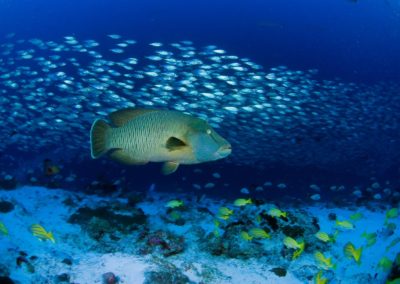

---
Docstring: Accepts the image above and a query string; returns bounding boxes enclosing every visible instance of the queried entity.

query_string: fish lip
[217,144,232,157]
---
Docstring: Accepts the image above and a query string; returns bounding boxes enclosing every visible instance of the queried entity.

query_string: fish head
[187,120,231,162]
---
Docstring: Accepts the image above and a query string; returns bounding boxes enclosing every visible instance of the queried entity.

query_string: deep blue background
[0,0,399,83]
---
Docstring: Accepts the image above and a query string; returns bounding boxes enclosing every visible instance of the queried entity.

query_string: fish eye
[206,129,212,135]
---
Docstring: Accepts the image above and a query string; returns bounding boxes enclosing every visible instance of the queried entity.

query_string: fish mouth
[217,144,232,158]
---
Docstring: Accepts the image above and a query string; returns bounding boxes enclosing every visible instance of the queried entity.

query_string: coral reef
[68,206,147,237]
[138,230,185,257]
[0,200,14,213]
[144,261,192,284]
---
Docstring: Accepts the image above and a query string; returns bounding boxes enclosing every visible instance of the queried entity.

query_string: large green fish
[90,108,231,174]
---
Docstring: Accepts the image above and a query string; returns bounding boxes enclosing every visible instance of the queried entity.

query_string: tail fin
[90,119,111,158]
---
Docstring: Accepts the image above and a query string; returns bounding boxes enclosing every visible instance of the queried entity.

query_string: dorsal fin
[108,108,158,127]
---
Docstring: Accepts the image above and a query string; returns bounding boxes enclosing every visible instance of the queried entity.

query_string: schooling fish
[314,270,328,284]
[248,228,270,239]
[268,208,287,218]
[335,219,354,230]
[0,222,8,235]
[314,251,336,270]
[343,242,362,264]
[233,198,252,207]
[90,108,231,175]
[165,199,184,208]
[30,224,55,243]
[315,231,333,243]
[283,236,305,259]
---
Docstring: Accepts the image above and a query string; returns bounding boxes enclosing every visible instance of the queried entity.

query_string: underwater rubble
[0,184,399,283]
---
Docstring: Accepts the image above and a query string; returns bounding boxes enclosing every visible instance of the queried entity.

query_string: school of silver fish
[0,33,399,175]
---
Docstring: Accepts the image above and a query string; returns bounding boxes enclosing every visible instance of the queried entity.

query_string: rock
[0,276,14,284]
[270,267,287,277]
[201,225,264,259]
[0,263,10,276]
[16,256,35,273]
[0,201,14,213]
[292,265,320,282]
[56,273,70,283]
[387,253,400,282]
[262,214,279,231]
[144,263,192,284]
[102,272,118,284]
[102,272,117,284]
[86,217,114,241]
[62,258,73,266]
[68,206,147,236]
[328,213,337,221]
[282,225,305,239]
[139,230,185,257]
[62,197,77,207]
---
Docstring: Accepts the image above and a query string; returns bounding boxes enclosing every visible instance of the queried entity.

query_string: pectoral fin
[166,137,187,151]
[162,161,180,175]
[109,149,148,165]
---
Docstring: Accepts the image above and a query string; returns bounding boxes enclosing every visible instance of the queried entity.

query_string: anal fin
[162,161,180,175]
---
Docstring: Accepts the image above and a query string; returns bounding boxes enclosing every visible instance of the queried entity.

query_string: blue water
[1,1,400,283]
[1,0,399,83]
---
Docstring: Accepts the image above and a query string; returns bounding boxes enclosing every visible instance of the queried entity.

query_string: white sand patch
[70,253,148,284]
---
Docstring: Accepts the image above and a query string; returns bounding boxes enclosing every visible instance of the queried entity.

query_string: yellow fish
[361,231,377,247]
[283,237,305,259]
[240,231,253,241]
[213,219,221,237]
[283,236,302,249]
[218,207,233,216]
[386,208,399,219]
[233,198,252,207]
[335,219,354,230]
[165,199,184,208]
[315,232,332,243]
[268,208,287,218]
[292,247,305,260]
[386,237,400,252]
[30,224,55,243]
[217,213,230,220]
[90,108,231,175]
[377,256,393,272]
[248,228,270,239]
[344,242,362,264]
[217,207,233,220]
[0,222,8,235]
[314,251,336,270]
[314,270,328,284]
[350,212,363,221]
